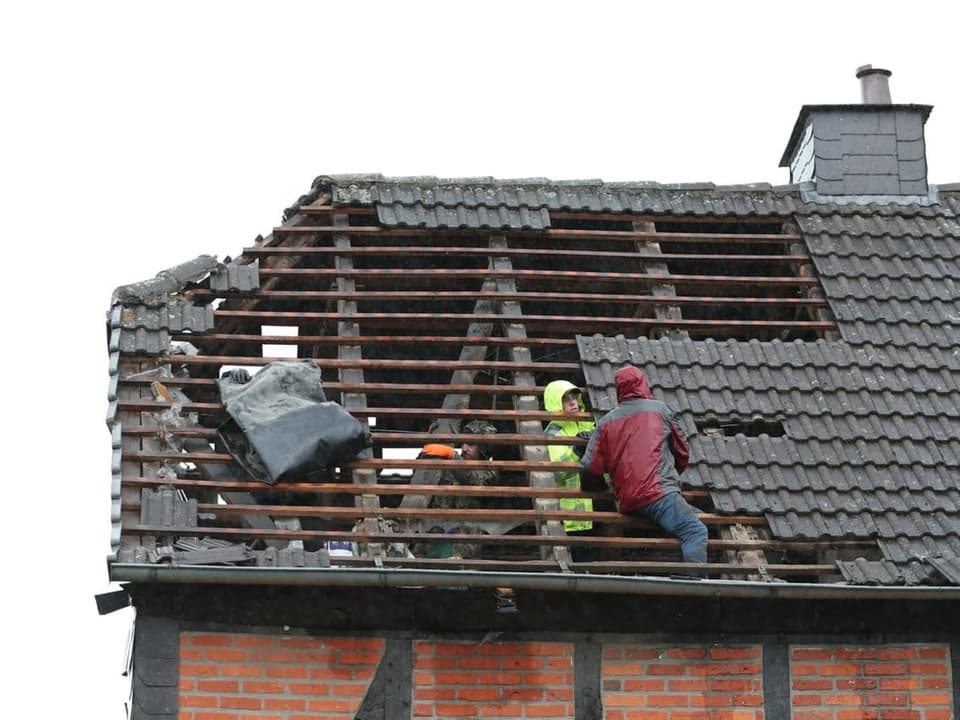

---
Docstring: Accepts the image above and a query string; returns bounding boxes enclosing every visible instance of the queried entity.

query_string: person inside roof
[578,365,708,568]
[412,419,499,559]
[543,379,599,562]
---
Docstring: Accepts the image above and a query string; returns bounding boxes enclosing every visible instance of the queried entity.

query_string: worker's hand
[572,429,593,458]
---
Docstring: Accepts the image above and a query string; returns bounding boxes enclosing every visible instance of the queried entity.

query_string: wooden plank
[122,357,581,373]
[185,292,829,309]
[333,218,384,565]
[492,235,573,570]
[634,219,686,339]
[254,268,822,286]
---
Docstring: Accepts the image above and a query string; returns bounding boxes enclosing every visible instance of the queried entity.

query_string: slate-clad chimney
[780,66,933,200]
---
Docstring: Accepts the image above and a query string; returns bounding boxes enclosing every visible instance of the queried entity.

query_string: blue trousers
[634,492,708,564]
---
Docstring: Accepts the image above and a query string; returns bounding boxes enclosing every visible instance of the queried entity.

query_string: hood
[543,379,584,413]
[615,366,653,402]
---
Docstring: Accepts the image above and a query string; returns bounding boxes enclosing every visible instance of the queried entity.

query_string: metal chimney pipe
[856,64,892,104]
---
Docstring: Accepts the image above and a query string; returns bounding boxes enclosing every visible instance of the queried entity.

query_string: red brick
[838,711,878,720]
[732,694,764,707]
[793,648,832,660]
[710,647,760,660]
[907,661,948,674]
[219,697,261,711]
[648,694,691,707]
[921,677,949,689]
[646,663,689,676]
[623,679,666,692]
[432,642,477,656]
[234,635,275,648]
[305,698,355,712]
[416,656,458,669]
[248,650,295,663]
[519,642,570,656]
[525,704,575,718]
[793,712,833,720]
[911,692,952,705]
[866,693,908,706]
[204,649,247,662]
[218,664,262,678]
[792,663,819,676]
[181,695,218,708]
[332,683,370,697]
[826,693,868,706]
[181,664,220,677]
[295,651,335,664]
[476,703,523,717]
[265,665,308,679]
[477,671,524,685]
[434,671,479,685]
[836,678,879,690]
[500,687,544,701]
[924,710,952,720]
[310,666,355,680]
[917,646,948,659]
[179,679,195,691]
[669,678,708,692]
[413,687,456,701]
[186,634,234,647]
[287,682,331,695]
[875,711,920,720]
[792,695,823,706]
[605,662,647,675]
[457,687,500,702]
[413,702,432,716]
[501,656,545,670]
[433,703,481,717]
[603,647,625,660]
[193,713,239,720]
[624,648,664,660]
[821,663,862,676]
[690,694,735,707]
[457,656,499,670]
[877,647,916,660]
[713,679,760,692]
[180,649,203,661]
[262,698,306,711]
[326,637,383,651]
[793,679,834,691]
[338,651,381,665]
[277,636,325,649]
[864,663,906,676]
[728,663,762,675]
[479,642,520,655]
[198,680,241,693]
[522,671,571,685]
[835,647,879,660]
[667,647,707,659]
[605,693,648,708]
[545,687,574,701]
[546,656,574,669]
[688,663,737,676]
[877,678,919,691]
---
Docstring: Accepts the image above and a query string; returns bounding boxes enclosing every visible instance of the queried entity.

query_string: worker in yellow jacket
[543,379,597,561]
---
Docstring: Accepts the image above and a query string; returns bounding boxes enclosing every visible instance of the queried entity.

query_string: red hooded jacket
[578,366,690,513]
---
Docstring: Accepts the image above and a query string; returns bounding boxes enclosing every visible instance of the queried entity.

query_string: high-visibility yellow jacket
[543,379,595,533]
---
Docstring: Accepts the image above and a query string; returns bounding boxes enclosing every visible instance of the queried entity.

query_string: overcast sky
[3,1,958,715]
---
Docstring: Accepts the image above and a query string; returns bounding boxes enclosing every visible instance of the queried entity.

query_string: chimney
[856,64,892,104]
[779,66,933,200]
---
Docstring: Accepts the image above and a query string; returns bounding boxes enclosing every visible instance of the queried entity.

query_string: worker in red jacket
[578,365,708,565]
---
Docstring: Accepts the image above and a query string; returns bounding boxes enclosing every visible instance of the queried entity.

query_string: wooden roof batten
[111,199,857,583]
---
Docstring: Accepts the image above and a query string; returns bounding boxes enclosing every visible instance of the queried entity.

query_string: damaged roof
[106,172,960,590]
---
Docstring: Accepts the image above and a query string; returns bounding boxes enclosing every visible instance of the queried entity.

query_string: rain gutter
[110,565,960,601]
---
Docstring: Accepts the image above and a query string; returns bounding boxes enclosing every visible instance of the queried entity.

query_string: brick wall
[602,643,765,720]
[412,640,575,718]
[791,644,953,720]
[168,632,956,719]
[178,632,385,720]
